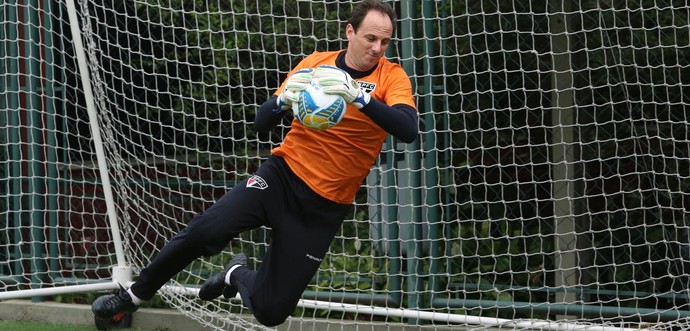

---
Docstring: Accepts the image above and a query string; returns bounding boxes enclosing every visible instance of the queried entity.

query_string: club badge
[246,175,268,190]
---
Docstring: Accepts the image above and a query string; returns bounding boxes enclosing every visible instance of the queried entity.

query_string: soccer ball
[294,81,347,130]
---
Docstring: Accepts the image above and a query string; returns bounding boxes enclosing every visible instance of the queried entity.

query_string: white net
[1,0,689,330]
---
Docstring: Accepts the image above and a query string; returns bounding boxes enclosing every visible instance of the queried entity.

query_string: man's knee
[252,298,295,327]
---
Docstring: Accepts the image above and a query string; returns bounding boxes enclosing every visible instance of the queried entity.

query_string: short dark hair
[348,0,397,36]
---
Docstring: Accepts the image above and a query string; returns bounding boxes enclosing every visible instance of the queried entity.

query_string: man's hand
[276,68,314,111]
[313,65,371,109]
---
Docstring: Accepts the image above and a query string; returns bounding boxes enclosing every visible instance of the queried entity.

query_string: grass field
[0,320,147,331]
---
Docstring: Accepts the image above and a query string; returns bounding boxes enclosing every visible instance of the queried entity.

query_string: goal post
[0,0,130,300]
[1,0,689,330]
[64,0,131,285]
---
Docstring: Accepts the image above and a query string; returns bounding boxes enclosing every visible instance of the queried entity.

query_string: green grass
[0,320,146,331]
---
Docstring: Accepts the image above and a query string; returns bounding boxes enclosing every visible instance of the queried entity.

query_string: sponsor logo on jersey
[359,81,376,94]
[246,175,268,190]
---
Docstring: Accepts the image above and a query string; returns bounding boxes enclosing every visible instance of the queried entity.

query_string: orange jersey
[271,51,416,204]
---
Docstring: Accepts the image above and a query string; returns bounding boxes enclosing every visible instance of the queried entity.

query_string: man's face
[345,11,393,71]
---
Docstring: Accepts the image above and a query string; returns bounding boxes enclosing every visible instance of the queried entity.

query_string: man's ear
[345,23,355,41]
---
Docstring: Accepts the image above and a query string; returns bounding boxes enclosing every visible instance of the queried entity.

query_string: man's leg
[131,184,267,300]
[93,169,272,318]
[230,175,352,327]
[230,215,344,327]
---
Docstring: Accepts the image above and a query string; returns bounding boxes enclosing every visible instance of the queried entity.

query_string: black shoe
[199,253,247,301]
[92,286,139,319]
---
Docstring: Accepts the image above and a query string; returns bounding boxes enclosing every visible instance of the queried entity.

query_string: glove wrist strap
[353,91,371,109]
[275,96,290,112]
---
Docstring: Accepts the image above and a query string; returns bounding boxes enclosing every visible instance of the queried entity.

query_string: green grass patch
[0,320,147,331]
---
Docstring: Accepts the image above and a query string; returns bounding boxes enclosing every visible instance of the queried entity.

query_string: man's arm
[313,65,418,143]
[254,96,287,134]
[359,100,418,143]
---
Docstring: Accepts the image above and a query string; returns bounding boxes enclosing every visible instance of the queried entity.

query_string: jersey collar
[336,50,378,79]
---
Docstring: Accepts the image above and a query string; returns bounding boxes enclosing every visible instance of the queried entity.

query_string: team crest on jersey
[246,175,268,190]
[358,82,376,94]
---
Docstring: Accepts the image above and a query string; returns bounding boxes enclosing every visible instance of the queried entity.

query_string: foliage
[114,0,689,317]
[4,0,687,323]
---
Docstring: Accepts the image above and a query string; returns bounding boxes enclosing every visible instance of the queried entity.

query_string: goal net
[1,0,689,330]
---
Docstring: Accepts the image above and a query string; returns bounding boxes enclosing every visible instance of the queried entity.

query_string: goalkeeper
[91,0,418,327]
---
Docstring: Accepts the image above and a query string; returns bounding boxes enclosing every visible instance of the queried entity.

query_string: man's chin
[365,55,380,65]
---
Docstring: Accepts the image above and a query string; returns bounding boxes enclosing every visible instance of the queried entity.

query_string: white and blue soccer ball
[295,81,347,130]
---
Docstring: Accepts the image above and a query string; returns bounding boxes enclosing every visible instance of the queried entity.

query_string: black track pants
[130,156,351,326]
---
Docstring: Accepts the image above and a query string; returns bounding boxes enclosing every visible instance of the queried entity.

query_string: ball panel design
[295,82,347,130]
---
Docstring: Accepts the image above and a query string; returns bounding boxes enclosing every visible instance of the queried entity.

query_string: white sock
[224,264,243,286]
[127,288,142,305]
